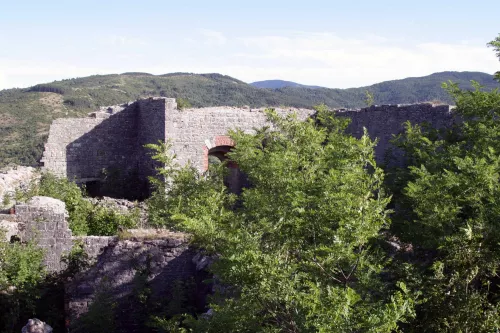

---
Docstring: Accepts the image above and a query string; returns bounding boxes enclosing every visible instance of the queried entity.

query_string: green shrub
[32,173,91,235]
[61,240,90,277]
[2,194,11,207]
[87,206,139,236]
[176,97,192,110]
[22,173,138,236]
[0,233,46,333]
[146,107,415,331]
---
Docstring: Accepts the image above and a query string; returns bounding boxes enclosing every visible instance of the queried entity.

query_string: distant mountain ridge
[250,80,323,89]
[0,70,498,167]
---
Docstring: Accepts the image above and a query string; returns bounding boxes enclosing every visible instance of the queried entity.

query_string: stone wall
[66,233,202,332]
[3,196,203,331]
[72,235,116,261]
[166,106,314,171]
[136,98,172,196]
[338,103,454,165]
[15,196,73,272]
[41,98,457,198]
[41,99,180,199]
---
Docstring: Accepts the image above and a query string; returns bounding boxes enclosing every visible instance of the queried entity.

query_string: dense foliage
[17,173,139,236]
[0,234,94,332]
[147,106,414,332]
[0,70,498,168]
[0,234,45,332]
[142,35,500,332]
[386,34,500,332]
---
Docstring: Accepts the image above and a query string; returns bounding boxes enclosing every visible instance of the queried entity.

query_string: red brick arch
[203,135,235,171]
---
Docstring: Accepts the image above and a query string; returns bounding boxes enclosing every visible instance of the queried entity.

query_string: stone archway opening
[207,145,245,194]
[77,179,103,198]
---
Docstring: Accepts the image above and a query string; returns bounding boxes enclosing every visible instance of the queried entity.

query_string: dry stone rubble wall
[14,196,73,272]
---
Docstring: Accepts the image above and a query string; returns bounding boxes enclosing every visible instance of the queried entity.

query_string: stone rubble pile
[0,166,40,210]
[86,196,149,227]
[21,318,53,333]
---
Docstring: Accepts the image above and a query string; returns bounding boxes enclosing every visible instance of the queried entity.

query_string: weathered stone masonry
[65,234,202,332]
[41,98,176,199]
[3,197,204,330]
[41,98,454,198]
[339,103,454,165]
[15,196,73,272]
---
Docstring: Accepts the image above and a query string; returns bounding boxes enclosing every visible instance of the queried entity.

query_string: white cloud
[0,59,112,89]
[0,32,497,90]
[200,29,227,46]
[99,35,148,47]
[227,33,498,87]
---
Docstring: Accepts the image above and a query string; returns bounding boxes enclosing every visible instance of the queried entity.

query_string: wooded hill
[0,71,498,167]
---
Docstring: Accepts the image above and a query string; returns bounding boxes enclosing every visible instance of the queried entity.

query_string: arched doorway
[207,145,245,194]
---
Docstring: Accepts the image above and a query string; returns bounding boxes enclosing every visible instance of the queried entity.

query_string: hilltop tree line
[1,63,499,169]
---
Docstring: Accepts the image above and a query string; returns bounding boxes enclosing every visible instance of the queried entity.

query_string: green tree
[0,233,46,332]
[488,33,500,80]
[148,105,414,332]
[388,35,500,332]
[365,90,375,106]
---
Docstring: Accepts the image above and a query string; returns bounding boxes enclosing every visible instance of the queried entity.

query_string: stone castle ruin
[40,97,454,199]
[1,98,457,330]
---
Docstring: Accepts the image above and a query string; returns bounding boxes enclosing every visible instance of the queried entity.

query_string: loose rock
[21,318,53,333]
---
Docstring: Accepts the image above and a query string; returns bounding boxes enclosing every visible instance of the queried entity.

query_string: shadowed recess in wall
[42,98,173,200]
[66,104,141,199]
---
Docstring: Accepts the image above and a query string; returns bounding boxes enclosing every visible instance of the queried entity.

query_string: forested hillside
[0,71,498,167]
[250,79,322,89]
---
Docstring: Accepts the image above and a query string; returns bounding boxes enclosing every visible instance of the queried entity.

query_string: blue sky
[0,0,499,89]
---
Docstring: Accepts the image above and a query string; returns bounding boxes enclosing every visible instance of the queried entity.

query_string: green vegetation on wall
[17,173,139,236]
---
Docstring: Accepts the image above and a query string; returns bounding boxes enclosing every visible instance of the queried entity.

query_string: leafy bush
[145,140,178,228]
[176,97,192,110]
[26,173,92,235]
[386,35,500,332]
[61,240,90,278]
[21,173,139,236]
[147,106,415,332]
[87,206,139,236]
[0,233,46,333]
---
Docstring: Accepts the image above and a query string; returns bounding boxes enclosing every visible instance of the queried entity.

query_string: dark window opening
[208,146,247,195]
[83,180,102,198]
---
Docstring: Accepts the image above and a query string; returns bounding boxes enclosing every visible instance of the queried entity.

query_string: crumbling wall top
[27,196,67,215]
